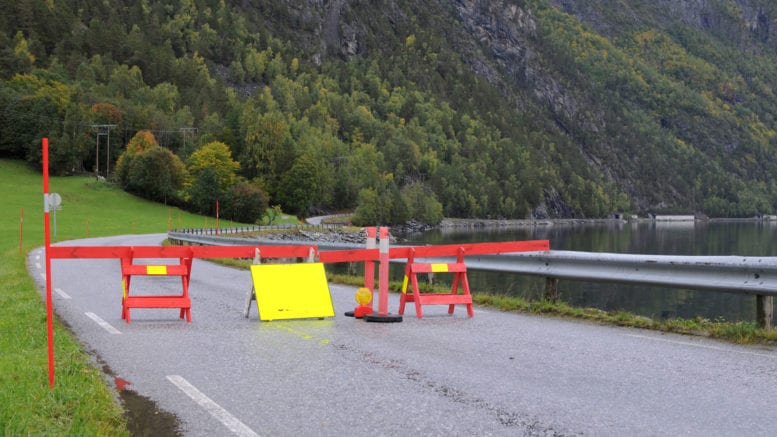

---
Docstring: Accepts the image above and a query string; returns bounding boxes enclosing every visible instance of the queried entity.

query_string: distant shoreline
[319,215,776,236]
[438,218,623,228]
[438,216,777,228]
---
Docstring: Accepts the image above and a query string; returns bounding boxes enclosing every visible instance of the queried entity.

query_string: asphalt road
[29,234,777,436]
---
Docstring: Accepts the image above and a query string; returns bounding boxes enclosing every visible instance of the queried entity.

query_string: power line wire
[0,101,200,138]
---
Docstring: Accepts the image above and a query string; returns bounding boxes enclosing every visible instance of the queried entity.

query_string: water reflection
[401,221,777,323]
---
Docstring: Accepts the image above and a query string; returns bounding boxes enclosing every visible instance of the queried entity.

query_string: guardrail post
[756,295,773,330]
[544,277,559,303]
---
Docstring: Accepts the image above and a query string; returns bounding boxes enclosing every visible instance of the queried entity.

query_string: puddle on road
[119,387,182,436]
[102,365,182,436]
[57,314,183,435]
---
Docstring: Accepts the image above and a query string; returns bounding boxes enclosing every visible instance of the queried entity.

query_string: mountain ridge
[2,0,777,219]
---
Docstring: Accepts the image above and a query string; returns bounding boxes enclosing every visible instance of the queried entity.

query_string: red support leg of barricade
[398,249,415,317]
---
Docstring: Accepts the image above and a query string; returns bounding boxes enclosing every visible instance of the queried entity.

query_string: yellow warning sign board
[249,263,334,321]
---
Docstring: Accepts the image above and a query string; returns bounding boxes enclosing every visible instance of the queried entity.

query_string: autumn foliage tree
[114,131,187,204]
[185,140,269,222]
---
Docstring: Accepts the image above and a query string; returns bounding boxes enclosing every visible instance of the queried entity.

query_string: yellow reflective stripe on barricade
[430,263,449,273]
[146,265,168,275]
[401,275,409,293]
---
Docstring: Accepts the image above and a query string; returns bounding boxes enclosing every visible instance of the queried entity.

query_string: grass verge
[0,159,270,435]
[470,294,777,344]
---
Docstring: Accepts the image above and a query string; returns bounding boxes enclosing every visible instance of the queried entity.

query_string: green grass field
[0,158,278,435]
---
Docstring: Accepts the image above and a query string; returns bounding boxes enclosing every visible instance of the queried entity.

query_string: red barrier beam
[49,246,132,259]
[388,240,549,259]
[318,248,379,264]
[49,241,548,262]
[49,245,318,260]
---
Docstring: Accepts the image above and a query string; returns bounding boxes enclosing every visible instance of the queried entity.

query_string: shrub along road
[30,234,777,436]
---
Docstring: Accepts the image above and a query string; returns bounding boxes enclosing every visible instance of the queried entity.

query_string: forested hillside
[2,0,777,221]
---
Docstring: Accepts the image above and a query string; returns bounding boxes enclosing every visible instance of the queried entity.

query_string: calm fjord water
[403,220,777,323]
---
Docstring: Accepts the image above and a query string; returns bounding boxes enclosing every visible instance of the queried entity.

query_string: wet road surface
[29,234,777,436]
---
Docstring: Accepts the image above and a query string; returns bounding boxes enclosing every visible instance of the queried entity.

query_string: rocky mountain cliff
[258,0,777,216]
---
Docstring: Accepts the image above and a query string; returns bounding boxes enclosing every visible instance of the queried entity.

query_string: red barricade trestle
[399,247,473,318]
[120,248,194,323]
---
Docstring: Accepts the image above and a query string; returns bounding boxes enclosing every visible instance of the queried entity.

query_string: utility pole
[90,124,117,178]
[179,127,198,157]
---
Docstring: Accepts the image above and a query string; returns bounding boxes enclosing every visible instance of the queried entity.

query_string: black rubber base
[364,313,403,323]
[344,311,355,317]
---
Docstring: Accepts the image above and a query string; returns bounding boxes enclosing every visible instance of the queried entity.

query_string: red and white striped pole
[364,227,376,293]
[377,226,389,314]
[43,138,56,387]
[364,226,402,322]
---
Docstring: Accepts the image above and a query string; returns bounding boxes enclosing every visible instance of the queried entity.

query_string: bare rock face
[240,0,777,218]
[549,0,775,47]
[535,188,576,219]
[272,0,410,60]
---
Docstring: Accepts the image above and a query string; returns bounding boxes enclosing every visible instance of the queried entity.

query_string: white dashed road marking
[54,288,71,299]
[85,312,121,334]
[167,375,259,437]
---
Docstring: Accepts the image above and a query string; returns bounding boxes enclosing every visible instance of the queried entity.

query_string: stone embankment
[257,229,369,244]
[252,218,626,245]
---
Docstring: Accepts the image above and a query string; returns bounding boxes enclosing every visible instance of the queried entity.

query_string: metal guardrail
[168,231,777,295]
[465,251,777,296]
[170,223,346,236]
[167,231,777,326]
[167,232,365,250]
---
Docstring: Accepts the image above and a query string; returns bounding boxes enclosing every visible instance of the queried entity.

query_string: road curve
[29,234,777,436]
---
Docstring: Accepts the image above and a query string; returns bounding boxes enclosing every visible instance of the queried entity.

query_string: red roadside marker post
[43,137,56,387]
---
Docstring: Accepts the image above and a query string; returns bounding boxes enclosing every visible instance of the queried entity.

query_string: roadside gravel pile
[254,220,436,244]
